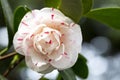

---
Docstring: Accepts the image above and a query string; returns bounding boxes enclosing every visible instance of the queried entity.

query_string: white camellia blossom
[13,8,82,73]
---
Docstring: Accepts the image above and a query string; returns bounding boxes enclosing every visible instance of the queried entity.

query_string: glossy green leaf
[72,54,88,79]
[13,6,30,33]
[85,8,120,29]
[59,68,76,80]
[59,0,83,23]
[0,0,14,48]
[82,0,93,14]
[44,0,61,8]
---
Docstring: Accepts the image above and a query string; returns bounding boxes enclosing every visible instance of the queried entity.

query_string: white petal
[22,35,48,66]
[51,24,82,69]
[51,53,78,70]
[38,8,73,27]
[13,32,26,55]
[18,10,42,33]
[25,56,54,74]
[60,23,82,53]
[47,44,64,60]
[23,36,54,73]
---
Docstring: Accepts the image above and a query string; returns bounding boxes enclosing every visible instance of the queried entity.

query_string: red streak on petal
[61,42,63,44]
[46,53,48,55]
[51,14,54,20]
[62,34,64,36]
[49,59,52,62]
[22,33,28,35]
[62,52,69,59]
[51,31,53,33]
[16,46,21,50]
[44,31,49,34]
[45,41,48,44]
[30,34,34,38]
[29,44,33,48]
[61,22,65,25]
[17,38,23,41]
[64,52,68,55]
[49,40,52,44]
[71,23,76,27]
[22,21,28,26]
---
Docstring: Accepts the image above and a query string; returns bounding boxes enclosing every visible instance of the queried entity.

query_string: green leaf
[59,68,76,80]
[59,0,83,23]
[82,0,93,14]
[56,74,63,80]
[44,0,61,8]
[85,8,120,29]
[0,0,14,48]
[13,6,30,33]
[39,77,49,80]
[0,48,8,55]
[72,54,88,79]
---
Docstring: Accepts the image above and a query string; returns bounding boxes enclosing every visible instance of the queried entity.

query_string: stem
[0,48,8,55]
[3,56,24,77]
[0,52,17,60]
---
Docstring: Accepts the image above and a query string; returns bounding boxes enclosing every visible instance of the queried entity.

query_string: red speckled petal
[25,56,54,73]
[50,24,82,69]
[13,32,26,55]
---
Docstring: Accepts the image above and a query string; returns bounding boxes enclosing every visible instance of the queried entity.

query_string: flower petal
[60,23,82,53]
[38,8,73,28]
[18,10,42,33]
[51,54,78,70]
[47,44,64,60]
[50,24,82,69]
[13,32,26,55]
[23,35,54,73]
[25,56,54,73]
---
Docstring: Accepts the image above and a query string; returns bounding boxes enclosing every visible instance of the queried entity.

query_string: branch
[3,56,24,77]
[0,52,17,60]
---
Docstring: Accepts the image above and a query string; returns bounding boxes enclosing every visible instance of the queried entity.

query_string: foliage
[0,0,13,48]
[72,54,88,79]
[85,8,120,29]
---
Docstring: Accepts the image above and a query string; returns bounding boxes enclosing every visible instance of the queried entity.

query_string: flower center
[34,27,61,55]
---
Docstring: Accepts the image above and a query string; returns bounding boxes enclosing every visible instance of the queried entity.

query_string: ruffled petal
[25,56,54,73]
[23,35,55,73]
[18,10,42,33]
[51,53,78,70]
[47,44,64,60]
[38,8,73,28]
[33,27,61,55]
[60,23,82,53]
[50,24,82,69]
[13,32,26,55]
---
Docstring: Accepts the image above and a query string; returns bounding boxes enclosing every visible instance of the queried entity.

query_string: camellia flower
[13,8,82,73]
